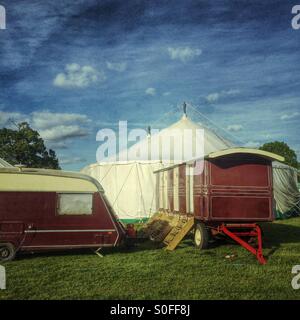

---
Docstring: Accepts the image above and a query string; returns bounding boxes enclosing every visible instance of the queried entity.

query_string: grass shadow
[260,219,300,257]
[261,220,300,245]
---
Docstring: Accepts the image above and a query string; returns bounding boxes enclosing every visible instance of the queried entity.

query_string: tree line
[0,122,60,169]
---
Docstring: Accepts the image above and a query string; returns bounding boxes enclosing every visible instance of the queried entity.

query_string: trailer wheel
[0,243,16,262]
[194,223,209,250]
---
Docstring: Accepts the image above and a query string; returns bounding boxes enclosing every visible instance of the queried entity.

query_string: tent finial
[183,102,187,118]
[147,125,151,137]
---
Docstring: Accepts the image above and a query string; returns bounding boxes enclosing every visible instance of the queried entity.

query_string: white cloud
[31,111,91,142]
[163,91,171,96]
[53,63,106,88]
[106,61,127,72]
[206,93,220,103]
[39,125,88,142]
[227,124,243,132]
[145,87,156,96]
[167,46,202,62]
[280,112,299,120]
[0,111,29,127]
[0,110,91,143]
[206,89,240,103]
[31,111,90,129]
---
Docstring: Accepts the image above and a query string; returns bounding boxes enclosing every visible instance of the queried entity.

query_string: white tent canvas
[272,161,300,218]
[82,161,164,221]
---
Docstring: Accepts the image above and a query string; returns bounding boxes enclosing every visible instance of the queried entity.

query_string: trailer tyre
[0,243,16,262]
[194,223,209,250]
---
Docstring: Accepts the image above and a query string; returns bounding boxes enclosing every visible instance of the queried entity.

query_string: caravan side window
[57,193,93,215]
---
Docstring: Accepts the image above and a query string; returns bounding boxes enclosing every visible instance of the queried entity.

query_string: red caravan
[155,148,285,264]
[0,167,126,261]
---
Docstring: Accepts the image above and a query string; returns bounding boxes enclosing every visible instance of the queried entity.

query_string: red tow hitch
[218,224,266,265]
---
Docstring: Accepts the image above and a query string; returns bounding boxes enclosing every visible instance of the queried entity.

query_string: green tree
[0,122,60,169]
[259,141,298,168]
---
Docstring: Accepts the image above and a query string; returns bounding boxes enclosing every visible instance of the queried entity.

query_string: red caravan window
[57,193,93,215]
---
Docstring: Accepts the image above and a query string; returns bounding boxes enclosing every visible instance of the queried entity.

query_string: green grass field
[1,217,300,300]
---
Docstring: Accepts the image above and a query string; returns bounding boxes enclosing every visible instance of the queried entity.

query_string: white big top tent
[81,109,299,221]
[82,112,233,222]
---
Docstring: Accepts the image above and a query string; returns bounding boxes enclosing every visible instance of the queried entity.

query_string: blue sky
[0,0,299,170]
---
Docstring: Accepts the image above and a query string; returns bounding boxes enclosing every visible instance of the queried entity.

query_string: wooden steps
[163,217,194,251]
[138,212,180,242]
[139,212,194,250]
